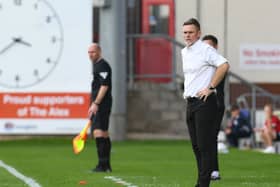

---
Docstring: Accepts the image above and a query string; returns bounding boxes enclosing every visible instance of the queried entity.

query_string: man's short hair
[230,104,240,112]
[202,35,218,46]
[183,18,200,31]
[93,43,101,52]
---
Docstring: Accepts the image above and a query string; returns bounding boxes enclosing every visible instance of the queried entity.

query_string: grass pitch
[0,138,280,187]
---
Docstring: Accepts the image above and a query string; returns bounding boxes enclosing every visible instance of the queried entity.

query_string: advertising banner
[0,0,92,134]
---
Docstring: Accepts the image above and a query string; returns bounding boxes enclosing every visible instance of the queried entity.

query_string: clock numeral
[15,75,20,82]
[51,36,57,43]
[0,4,2,10]
[0,70,2,76]
[46,58,52,63]
[34,69,39,77]
[34,3,38,10]
[46,16,52,23]
[14,0,22,6]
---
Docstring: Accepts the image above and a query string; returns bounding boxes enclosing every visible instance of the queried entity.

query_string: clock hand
[13,37,22,43]
[0,37,32,55]
[19,40,32,47]
[13,37,32,47]
[0,41,17,55]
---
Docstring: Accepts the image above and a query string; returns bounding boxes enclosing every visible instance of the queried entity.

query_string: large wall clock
[0,0,63,88]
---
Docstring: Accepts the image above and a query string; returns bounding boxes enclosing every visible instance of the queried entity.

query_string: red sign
[0,93,90,119]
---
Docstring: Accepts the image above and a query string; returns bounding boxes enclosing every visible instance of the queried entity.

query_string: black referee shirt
[91,58,112,110]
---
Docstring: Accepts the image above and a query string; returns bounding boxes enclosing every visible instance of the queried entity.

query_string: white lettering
[48,107,69,117]
[17,107,29,117]
[29,107,47,117]
[33,96,84,106]
[3,94,32,104]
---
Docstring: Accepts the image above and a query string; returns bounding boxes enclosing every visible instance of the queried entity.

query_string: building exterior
[91,0,280,139]
[175,0,280,86]
[95,0,280,89]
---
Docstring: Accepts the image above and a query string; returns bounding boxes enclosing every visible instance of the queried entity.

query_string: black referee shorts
[91,110,111,131]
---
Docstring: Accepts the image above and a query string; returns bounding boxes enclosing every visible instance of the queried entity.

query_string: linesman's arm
[94,85,109,105]
[88,85,109,117]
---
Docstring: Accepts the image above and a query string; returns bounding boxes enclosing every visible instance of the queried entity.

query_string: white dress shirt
[181,39,228,98]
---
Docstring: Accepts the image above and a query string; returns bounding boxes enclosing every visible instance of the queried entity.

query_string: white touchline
[104,176,138,187]
[0,160,42,187]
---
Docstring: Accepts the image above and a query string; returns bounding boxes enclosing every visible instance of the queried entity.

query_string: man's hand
[197,87,215,102]
[88,102,99,118]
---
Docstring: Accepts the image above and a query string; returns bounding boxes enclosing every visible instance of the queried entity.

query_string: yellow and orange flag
[72,120,91,154]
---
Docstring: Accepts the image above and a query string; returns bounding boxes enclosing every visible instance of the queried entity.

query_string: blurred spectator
[225,104,252,147]
[254,103,280,153]
[239,108,250,124]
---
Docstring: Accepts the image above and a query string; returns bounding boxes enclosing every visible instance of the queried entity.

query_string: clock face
[0,0,63,88]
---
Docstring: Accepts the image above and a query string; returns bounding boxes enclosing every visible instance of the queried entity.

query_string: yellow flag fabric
[72,120,91,154]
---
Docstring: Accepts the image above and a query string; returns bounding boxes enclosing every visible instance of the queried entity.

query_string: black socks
[95,137,111,169]
[95,137,105,166]
[104,137,111,167]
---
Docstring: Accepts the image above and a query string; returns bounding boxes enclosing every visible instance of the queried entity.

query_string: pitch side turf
[0,138,280,187]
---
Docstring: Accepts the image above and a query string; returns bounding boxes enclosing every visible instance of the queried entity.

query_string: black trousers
[186,94,218,187]
[211,99,225,172]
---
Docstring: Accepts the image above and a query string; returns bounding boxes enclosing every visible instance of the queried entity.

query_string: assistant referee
[181,18,229,187]
[88,43,112,172]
